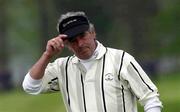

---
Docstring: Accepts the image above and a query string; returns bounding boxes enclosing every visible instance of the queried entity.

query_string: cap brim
[63,25,89,39]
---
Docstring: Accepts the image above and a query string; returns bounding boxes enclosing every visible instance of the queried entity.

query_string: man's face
[65,31,97,60]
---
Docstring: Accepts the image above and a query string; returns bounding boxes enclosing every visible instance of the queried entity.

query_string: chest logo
[105,73,114,81]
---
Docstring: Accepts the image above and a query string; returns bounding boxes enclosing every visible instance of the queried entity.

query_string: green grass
[0,73,180,112]
[156,73,180,112]
[138,72,180,112]
[0,89,65,112]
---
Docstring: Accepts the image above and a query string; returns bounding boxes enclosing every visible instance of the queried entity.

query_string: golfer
[23,11,163,112]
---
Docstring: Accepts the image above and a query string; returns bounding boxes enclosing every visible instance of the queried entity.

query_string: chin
[79,54,91,60]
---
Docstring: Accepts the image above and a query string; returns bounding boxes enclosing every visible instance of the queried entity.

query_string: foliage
[6,0,40,57]
[0,0,179,89]
[2,0,180,59]
[149,0,180,56]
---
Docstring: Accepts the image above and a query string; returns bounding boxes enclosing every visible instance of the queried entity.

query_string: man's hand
[45,34,67,58]
[28,34,68,80]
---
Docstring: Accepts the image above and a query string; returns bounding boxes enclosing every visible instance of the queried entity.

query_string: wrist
[43,51,53,60]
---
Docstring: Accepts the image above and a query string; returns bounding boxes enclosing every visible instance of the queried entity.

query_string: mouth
[77,47,91,56]
[78,47,88,53]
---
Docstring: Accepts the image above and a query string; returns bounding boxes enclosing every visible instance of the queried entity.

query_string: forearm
[29,35,66,79]
[29,52,52,79]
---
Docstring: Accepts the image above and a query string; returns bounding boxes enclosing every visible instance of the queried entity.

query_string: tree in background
[0,0,178,86]
[0,1,13,91]
[35,0,165,77]
[37,0,58,52]
[99,0,159,77]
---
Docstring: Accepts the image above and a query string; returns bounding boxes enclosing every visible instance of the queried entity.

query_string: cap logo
[63,19,77,27]
[58,15,89,38]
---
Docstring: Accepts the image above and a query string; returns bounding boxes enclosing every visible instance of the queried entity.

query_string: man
[22,11,163,112]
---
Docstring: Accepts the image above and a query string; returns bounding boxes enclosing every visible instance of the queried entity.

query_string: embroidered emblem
[105,73,114,81]
[63,19,77,27]
[48,77,59,91]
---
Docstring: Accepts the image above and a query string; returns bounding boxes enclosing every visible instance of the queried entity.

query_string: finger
[46,42,54,53]
[52,40,64,52]
[53,37,66,51]
[58,34,67,38]
[61,37,68,41]
[53,38,64,48]
[51,38,60,48]
[48,40,57,51]
[58,34,68,41]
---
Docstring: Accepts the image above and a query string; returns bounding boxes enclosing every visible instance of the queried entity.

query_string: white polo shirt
[23,41,162,112]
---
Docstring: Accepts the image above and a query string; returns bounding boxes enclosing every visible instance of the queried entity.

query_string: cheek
[67,45,73,52]
[67,45,77,53]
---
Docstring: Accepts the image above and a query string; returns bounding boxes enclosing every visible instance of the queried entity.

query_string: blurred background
[0,0,179,112]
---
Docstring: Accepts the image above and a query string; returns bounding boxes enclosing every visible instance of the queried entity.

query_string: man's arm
[22,35,67,94]
[146,107,161,112]
[121,52,163,111]
[29,34,67,80]
[144,97,162,112]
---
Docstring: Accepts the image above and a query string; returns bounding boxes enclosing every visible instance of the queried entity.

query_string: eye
[68,32,86,42]
[68,38,75,42]
[78,32,86,38]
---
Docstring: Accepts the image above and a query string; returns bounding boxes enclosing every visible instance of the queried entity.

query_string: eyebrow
[68,32,87,42]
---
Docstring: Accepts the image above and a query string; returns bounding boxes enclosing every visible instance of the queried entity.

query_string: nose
[76,37,84,47]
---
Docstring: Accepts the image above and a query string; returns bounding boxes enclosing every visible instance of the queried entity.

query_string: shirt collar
[72,41,106,64]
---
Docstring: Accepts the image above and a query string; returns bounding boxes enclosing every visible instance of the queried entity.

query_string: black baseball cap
[58,15,90,39]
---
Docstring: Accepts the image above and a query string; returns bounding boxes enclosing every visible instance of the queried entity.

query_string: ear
[90,31,96,39]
